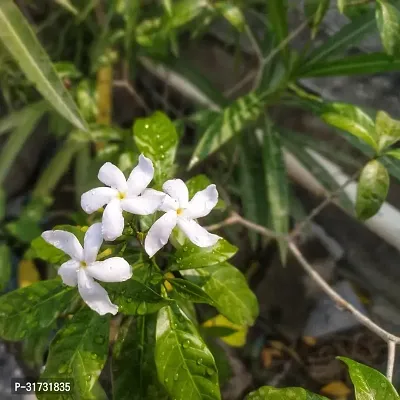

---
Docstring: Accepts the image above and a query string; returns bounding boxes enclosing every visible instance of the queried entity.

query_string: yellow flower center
[177,208,184,215]
[118,192,126,200]
[80,261,87,268]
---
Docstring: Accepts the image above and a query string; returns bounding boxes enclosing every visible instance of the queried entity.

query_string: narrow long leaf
[263,122,289,263]
[0,101,47,185]
[301,10,375,68]
[299,53,400,77]
[0,1,86,130]
[267,0,289,63]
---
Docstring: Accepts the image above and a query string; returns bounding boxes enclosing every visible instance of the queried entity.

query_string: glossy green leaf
[304,0,330,38]
[376,110,400,152]
[0,279,75,340]
[39,307,109,399]
[339,357,400,400]
[0,101,47,185]
[321,103,378,151]
[302,11,375,67]
[299,52,400,77]
[185,174,226,210]
[376,0,400,56]
[189,93,263,168]
[263,123,289,263]
[239,132,268,248]
[356,160,389,220]
[267,0,289,62]
[107,277,171,315]
[0,1,86,130]
[155,303,220,400]
[112,315,168,400]
[0,244,11,291]
[28,237,66,264]
[133,111,178,185]
[181,262,258,326]
[171,239,238,270]
[167,278,214,304]
[246,386,328,399]
[206,340,232,385]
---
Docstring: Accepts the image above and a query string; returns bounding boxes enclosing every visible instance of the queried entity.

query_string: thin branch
[208,210,400,382]
[289,169,360,240]
[387,340,396,382]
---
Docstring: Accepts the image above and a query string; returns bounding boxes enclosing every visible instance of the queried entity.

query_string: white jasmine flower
[42,223,132,316]
[81,154,165,241]
[145,179,220,257]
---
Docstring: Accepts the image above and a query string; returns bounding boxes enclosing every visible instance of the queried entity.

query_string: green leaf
[0,279,75,341]
[181,262,258,326]
[245,386,328,399]
[171,239,238,270]
[189,92,263,168]
[376,110,400,152]
[33,136,84,197]
[386,148,400,160]
[239,132,268,248]
[185,174,226,210]
[299,53,400,77]
[107,277,171,315]
[338,0,350,14]
[112,315,168,400]
[167,278,214,304]
[0,245,11,291]
[267,0,289,63]
[356,160,389,220]
[155,303,221,400]
[0,1,86,130]
[339,357,400,400]
[321,103,378,151]
[139,56,226,110]
[133,111,178,185]
[376,0,400,56]
[302,11,375,68]
[0,101,47,185]
[215,2,245,32]
[304,0,330,38]
[22,327,53,370]
[39,307,109,399]
[54,0,78,15]
[263,123,289,263]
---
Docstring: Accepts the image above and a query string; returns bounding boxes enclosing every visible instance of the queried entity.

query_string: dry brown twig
[207,207,400,381]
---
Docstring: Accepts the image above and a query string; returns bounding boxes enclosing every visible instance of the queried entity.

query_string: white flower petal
[127,154,154,196]
[159,193,179,212]
[98,162,127,192]
[144,211,177,257]
[84,223,103,264]
[86,257,132,282]
[177,218,220,247]
[77,269,118,315]
[162,179,189,208]
[102,199,124,241]
[121,189,165,215]
[81,187,117,214]
[41,230,83,261]
[58,260,79,286]
[184,184,218,219]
